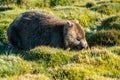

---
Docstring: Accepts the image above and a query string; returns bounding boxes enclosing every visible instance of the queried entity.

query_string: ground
[0,0,120,80]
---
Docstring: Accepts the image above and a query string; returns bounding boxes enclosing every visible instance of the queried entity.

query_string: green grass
[87,30,120,47]
[100,15,120,30]
[91,3,120,15]
[0,74,50,80]
[0,55,32,77]
[52,6,103,28]
[0,46,120,79]
[0,1,120,79]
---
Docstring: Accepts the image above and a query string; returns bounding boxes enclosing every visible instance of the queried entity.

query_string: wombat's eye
[76,37,81,41]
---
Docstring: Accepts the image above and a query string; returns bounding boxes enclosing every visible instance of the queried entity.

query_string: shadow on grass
[0,7,13,12]
[0,44,29,58]
[0,44,72,68]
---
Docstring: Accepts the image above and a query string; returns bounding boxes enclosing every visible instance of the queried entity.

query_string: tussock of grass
[0,55,32,77]
[87,30,120,46]
[87,15,120,47]
[25,46,72,67]
[100,15,120,30]
[48,47,120,79]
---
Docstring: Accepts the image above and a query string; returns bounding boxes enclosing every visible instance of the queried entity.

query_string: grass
[0,1,120,80]
[0,74,50,80]
[0,55,32,77]
[87,30,120,47]
[91,2,120,15]
[0,46,120,79]
[100,15,120,30]
[52,6,103,28]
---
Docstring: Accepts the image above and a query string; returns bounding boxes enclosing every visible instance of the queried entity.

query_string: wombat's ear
[66,21,72,27]
[64,21,72,32]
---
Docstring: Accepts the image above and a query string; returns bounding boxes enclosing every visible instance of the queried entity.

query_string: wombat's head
[63,20,88,50]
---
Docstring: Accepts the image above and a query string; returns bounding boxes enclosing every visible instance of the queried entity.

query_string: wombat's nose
[84,43,88,48]
[77,40,88,50]
[77,44,87,50]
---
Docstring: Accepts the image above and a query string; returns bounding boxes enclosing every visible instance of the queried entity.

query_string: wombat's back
[7,11,67,50]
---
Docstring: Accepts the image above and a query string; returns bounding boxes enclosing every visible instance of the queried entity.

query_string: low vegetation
[0,0,120,80]
[91,3,120,15]
[0,46,120,80]
[100,15,120,30]
[87,30,120,47]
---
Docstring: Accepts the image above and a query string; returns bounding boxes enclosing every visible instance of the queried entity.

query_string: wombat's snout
[81,42,88,49]
[77,40,88,50]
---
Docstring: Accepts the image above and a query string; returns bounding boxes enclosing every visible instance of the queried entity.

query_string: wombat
[7,11,88,50]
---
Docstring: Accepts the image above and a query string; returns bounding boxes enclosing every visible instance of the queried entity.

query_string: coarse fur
[7,10,88,50]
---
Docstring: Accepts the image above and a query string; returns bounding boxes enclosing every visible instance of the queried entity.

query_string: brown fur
[7,11,88,50]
